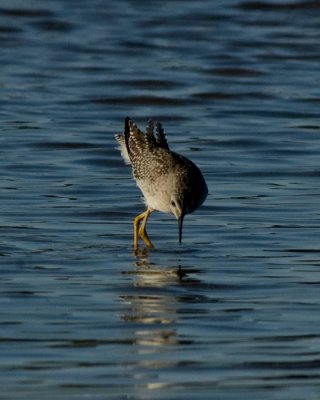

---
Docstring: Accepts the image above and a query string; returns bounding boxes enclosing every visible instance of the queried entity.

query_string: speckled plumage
[115,117,208,249]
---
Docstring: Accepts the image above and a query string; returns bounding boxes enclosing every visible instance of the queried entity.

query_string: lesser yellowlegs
[115,117,208,249]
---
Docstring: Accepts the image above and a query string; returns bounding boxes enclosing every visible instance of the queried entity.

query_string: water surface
[1,0,320,399]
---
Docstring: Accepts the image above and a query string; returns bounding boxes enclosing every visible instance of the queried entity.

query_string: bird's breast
[136,174,176,213]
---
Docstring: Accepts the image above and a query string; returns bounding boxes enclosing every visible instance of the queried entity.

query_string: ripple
[33,141,98,150]
[117,79,184,90]
[90,95,195,106]
[193,91,274,100]
[205,67,264,77]
[238,1,320,11]
[31,19,74,32]
[0,7,54,18]
[0,25,22,33]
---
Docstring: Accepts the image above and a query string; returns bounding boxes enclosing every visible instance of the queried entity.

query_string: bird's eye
[171,201,176,207]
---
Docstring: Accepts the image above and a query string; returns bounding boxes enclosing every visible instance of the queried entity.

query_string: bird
[115,117,208,249]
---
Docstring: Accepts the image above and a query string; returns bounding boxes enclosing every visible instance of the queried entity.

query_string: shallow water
[1,0,320,399]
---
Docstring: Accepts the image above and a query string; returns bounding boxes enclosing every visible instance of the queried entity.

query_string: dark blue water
[1,0,320,399]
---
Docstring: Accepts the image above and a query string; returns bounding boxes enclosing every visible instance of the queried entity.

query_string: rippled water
[1,0,320,399]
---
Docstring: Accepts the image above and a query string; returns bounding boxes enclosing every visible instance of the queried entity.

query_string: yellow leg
[138,208,154,248]
[133,208,154,249]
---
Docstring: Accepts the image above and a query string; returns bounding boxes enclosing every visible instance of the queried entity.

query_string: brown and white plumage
[115,117,208,249]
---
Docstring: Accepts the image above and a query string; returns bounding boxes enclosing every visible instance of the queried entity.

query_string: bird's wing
[124,117,150,160]
[123,118,170,161]
[145,119,169,150]
[155,121,169,150]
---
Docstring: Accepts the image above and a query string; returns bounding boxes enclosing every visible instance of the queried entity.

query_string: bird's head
[170,191,189,245]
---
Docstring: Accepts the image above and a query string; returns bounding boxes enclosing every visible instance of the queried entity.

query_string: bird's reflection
[130,248,187,287]
[121,248,201,346]
[127,246,199,287]
[119,249,203,393]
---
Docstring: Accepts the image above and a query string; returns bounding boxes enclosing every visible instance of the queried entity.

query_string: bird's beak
[178,213,184,244]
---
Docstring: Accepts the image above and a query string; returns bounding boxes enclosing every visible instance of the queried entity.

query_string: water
[1,0,320,398]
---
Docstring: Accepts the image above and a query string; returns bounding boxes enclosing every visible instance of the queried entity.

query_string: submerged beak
[178,213,184,244]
